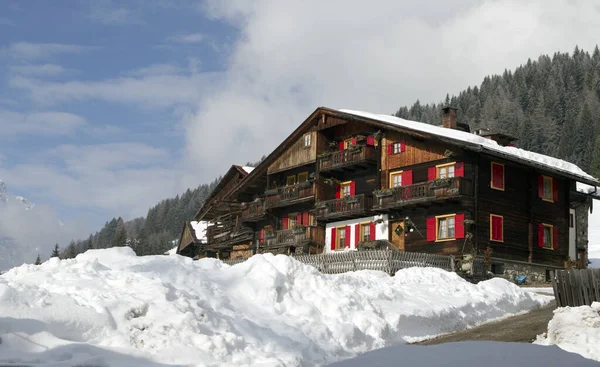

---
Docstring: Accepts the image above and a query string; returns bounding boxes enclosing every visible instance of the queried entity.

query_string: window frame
[542,223,554,250]
[392,142,402,154]
[360,222,371,242]
[298,172,309,183]
[336,226,346,250]
[389,171,403,188]
[436,162,456,179]
[344,139,353,149]
[303,134,311,147]
[286,175,296,186]
[435,214,456,242]
[288,215,297,229]
[541,176,554,202]
[490,162,505,191]
[569,213,574,228]
[340,180,352,198]
[489,214,504,242]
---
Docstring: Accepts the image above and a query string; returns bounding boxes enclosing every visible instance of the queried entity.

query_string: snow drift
[535,302,600,362]
[0,247,551,366]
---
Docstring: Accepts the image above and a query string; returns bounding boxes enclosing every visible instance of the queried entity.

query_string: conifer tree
[51,244,60,258]
[35,254,41,265]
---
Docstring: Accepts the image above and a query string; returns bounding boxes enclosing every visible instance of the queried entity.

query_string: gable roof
[338,109,599,186]
[194,165,252,220]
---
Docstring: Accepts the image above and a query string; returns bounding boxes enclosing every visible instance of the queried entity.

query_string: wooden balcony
[372,177,470,210]
[240,200,266,222]
[260,226,322,250]
[318,146,377,172]
[264,181,315,209]
[314,194,373,221]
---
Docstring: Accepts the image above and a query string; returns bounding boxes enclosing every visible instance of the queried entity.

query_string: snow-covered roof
[241,166,255,174]
[190,221,208,242]
[340,109,599,185]
[576,183,600,198]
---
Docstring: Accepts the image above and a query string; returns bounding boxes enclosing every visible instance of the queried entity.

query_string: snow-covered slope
[0,247,551,367]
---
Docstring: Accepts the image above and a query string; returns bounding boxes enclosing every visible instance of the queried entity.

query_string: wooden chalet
[177,106,600,279]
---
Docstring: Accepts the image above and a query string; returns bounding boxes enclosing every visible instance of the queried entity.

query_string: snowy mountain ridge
[0,179,35,210]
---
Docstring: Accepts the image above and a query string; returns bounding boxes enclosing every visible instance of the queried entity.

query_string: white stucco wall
[324,214,389,252]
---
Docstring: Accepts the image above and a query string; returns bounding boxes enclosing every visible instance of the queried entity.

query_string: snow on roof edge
[190,221,208,242]
[340,109,598,184]
[241,166,255,174]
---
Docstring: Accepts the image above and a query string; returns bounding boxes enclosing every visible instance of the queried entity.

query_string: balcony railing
[259,226,320,249]
[318,145,377,171]
[240,200,266,222]
[264,181,315,208]
[314,194,373,221]
[373,177,469,210]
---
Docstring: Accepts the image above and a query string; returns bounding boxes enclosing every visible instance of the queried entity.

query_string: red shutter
[303,212,309,226]
[455,214,465,239]
[538,176,544,198]
[428,167,436,181]
[387,143,393,155]
[369,222,376,240]
[339,141,345,151]
[330,227,336,251]
[351,137,357,145]
[426,217,436,241]
[355,224,360,246]
[296,213,302,226]
[282,217,288,230]
[335,184,341,199]
[400,141,406,152]
[260,229,265,244]
[401,170,413,186]
[345,226,351,247]
[366,136,374,146]
[455,162,464,177]
[537,224,544,247]
[492,163,503,189]
[553,226,559,250]
[491,215,503,241]
[553,178,558,202]
[350,181,356,196]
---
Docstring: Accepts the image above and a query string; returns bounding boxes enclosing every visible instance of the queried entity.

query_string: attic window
[304,134,311,147]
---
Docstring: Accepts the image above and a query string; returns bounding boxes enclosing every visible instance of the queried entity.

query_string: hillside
[58,47,600,260]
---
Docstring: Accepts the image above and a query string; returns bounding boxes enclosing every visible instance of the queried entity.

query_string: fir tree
[112,217,127,247]
[34,254,41,265]
[65,241,77,259]
[51,243,60,258]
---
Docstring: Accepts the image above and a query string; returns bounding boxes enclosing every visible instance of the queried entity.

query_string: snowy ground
[535,302,600,362]
[0,248,551,367]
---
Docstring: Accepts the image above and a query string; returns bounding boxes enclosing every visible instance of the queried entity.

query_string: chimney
[442,106,458,129]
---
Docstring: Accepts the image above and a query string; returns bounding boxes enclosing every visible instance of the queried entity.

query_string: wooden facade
[178,106,598,272]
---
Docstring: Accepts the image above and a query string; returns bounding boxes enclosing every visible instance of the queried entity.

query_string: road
[416,301,557,345]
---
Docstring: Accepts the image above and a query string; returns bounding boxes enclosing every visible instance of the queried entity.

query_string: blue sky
[1,0,599,251]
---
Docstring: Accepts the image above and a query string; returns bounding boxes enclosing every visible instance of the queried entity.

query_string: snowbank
[535,302,600,362]
[0,248,551,367]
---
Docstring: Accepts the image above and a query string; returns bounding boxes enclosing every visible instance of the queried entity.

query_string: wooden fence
[550,268,600,307]
[222,250,455,275]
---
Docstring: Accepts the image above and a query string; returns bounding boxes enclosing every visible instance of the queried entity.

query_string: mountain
[0,179,35,210]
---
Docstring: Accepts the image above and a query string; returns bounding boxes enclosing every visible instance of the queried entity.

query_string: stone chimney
[442,106,458,129]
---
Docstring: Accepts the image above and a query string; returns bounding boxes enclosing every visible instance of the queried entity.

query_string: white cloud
[126,63,185,77]
[1,42,89,60]
[166,33,206,44]
[9,64,69,77]
[89,2,144,25]
[180,0,600,184]
[0,109,87,136]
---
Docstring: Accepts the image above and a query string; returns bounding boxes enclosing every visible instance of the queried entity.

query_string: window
[360,223,371,242]
[303,134,311,147]
[490,214,504,242]
[491,162,505,191]
[436,214,455,240]
[542,224,553,249]
[344,139,353,149]
[389,171,402,188]
[437,162,455,179]
[298,172,309,183]
[387,141,405,154]
[340,181,352,198]
[542,176,553,201]
[392,142,402,154]
[286,175,296,186]
[288,215,297,229]
[337,227,346,249]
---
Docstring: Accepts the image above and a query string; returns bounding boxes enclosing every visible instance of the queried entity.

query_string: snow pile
[0,248,551,367]
[190,220,208,242]
[535,302,600,362]
[340,109,597,182]
[165,246,178,255]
